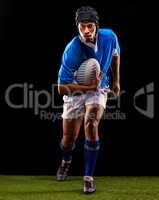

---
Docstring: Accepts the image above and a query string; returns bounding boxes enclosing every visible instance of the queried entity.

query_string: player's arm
[58,79,100,95]
[58,39,102,95]
[58,68,103,95]
[111,55,120,96]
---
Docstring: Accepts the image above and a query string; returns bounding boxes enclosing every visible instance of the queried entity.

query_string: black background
[0,1,158,175]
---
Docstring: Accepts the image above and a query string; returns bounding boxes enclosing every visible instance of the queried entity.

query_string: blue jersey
[58,28,120,88]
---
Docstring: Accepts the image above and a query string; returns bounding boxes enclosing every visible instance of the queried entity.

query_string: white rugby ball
[74,58,100,85]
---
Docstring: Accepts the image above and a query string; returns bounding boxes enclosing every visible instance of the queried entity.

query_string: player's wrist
[88,84,98,91]
[113,80,120,87]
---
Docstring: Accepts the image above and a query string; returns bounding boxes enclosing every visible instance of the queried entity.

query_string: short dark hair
[75,6,99,26]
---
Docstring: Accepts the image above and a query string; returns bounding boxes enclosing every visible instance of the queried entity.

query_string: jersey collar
[79,33,98,53]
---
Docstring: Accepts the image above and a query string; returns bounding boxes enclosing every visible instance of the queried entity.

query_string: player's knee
[85,119,99,141]
[85,118,98,130]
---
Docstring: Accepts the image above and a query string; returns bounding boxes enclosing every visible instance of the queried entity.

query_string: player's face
[78,22,96,43]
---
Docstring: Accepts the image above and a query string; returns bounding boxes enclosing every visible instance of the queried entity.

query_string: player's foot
[83,176,96,194]
[56,160,71,181]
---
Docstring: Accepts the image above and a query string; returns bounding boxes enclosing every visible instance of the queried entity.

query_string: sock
[84,140,100,177]
[60,143,75,161]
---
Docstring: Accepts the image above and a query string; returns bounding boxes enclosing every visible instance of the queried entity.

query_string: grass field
[0,176,159,200]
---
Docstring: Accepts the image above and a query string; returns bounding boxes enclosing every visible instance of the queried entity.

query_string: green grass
[0,176,159,200]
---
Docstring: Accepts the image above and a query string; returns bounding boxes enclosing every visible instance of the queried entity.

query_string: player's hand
[98,71,104,81]
[112,81,120,96]
[90,71,103,89]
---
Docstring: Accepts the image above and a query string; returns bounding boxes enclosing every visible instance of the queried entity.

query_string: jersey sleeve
[58,39,81,84]
[112,33,120,56]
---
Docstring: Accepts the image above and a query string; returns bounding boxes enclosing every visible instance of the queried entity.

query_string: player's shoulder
[98,28,117,39]
[64,36,80,52]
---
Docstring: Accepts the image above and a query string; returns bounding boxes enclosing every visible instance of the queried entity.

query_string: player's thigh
[62,117,83,143]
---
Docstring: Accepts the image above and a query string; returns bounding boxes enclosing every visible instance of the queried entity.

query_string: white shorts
[62,89,108,119]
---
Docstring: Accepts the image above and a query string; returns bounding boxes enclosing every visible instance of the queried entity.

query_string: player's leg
[56,117,83,181]
[56,94,85,181]
[83,91,107,193]
[61,117,83,161]
[83,104,104,193]
[84,104,104,141]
